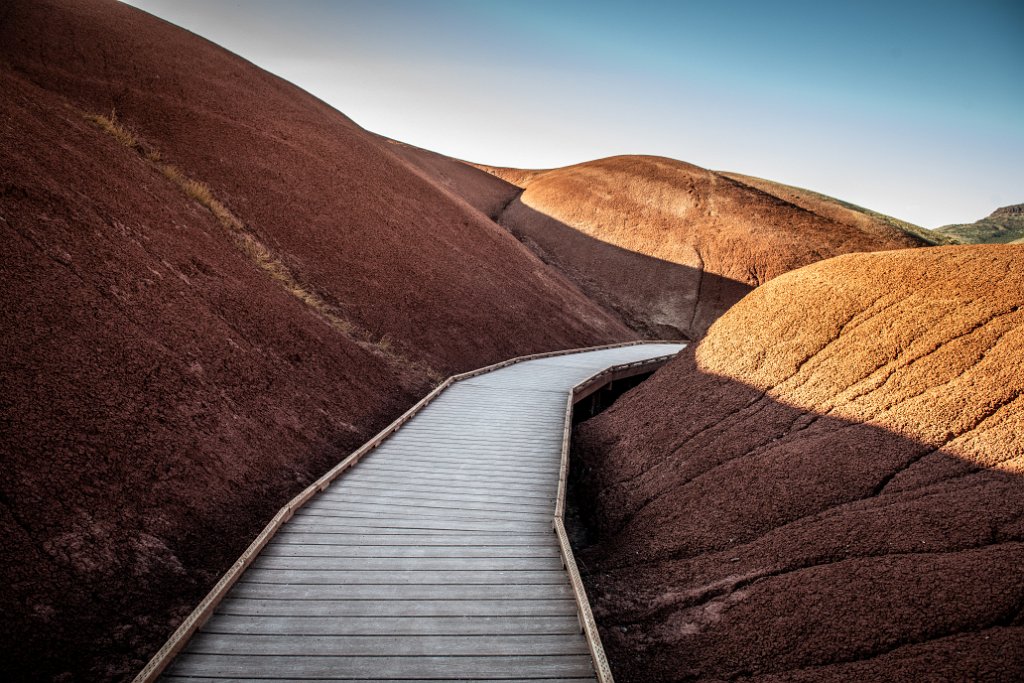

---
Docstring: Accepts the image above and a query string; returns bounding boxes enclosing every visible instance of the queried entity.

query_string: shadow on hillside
[495,198,751,340]
[568,347,1024,682]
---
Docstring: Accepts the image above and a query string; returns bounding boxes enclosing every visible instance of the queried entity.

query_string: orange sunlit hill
[573,246,1024,681]
[2,0,1022,682]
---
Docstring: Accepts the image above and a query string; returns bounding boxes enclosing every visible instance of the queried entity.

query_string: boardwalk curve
[142,342,684,682]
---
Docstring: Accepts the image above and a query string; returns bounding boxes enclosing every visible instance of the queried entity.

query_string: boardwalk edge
[556,353,680,683]
[133,339,680,683]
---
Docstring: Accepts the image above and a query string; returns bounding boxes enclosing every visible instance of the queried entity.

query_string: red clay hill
[477,157,946,338]
[0,0,633,679]
[572,245,1024,681]
[0,0,965,681]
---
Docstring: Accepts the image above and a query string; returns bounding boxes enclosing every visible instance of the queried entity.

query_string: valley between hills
[1,1,1021,681]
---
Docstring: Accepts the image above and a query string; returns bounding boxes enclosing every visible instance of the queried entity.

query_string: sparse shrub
[84,110,138,149]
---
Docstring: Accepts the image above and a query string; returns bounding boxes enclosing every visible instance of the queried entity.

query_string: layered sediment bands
[479,156,936,339]
[572,245,1024,681]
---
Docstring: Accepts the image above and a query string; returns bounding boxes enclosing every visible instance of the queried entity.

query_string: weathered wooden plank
[367,443,559,457]
[358,458,558,475]
[279,526,547,540]
[291,507,546,525]
[338,472,554,496]
[327,466,559,488]
[309,488,555,507]
[397,396,547,406]
[163,678,597,683]
[387,419,563,430]
[462,377,572,387]
[455,375,576,385]
[382,433,561,444]
[167,653,596,679]
[270,532,550,546]
[306,495,553,514]
[379,437,561,449]
[377,441,557,451]
[315,487,554,510]
[360,458,554,472]
[215,597,579,618]
[301,500,551,522]
[371,438,557,448]
[341,461,555,477]
[406,414,561,423]
[370,450,553,462]
[329,477,555,501]
[261,543,560,559]
[350,463,555,485]
[410,408,562,418]
[228,582,574,601]
[402,415,563,425]
[370,442,557,455]
[459,384,575,395]
[201,614,582,636]
[187,632,589,657]
[251,555,563,572]
[418,389,561,398]
[363,449,559,465]
[239,568,570,586]
[284,514,551,534]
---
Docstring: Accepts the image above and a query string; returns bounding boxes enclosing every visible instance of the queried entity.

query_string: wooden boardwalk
[156,342,683,682]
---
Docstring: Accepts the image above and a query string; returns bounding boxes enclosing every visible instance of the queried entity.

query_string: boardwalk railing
[134,340,680,683]
[554,356,678,682]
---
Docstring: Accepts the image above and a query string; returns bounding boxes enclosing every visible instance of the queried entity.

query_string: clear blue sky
[123,0,1023,228]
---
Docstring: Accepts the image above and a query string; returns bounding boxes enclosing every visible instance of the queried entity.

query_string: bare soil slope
[720,171,956,247]
[377,137,521,221]
[0,1,631,680]
[480,157,938,339]
[573,245,1024,681]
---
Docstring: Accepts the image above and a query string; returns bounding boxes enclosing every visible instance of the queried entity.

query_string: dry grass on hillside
[84,110,138,148]
[83,111,445,376]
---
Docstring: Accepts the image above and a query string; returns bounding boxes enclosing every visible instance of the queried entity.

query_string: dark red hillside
[0,1,630,680]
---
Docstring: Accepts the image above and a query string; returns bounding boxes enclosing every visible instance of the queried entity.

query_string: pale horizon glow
[122,0,1023,229]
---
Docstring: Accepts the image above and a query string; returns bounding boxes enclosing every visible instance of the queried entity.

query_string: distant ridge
[937,203,1024,244]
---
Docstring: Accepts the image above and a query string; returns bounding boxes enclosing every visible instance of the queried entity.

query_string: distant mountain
[937,204,1024,244]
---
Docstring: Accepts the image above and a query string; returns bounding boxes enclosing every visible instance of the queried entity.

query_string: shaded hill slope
[477,156,938,339]
[572,245,1024,682]
[377,137,521,221]
[719,171,955,247]
[0,1,632,680]
[937,204,1024,244]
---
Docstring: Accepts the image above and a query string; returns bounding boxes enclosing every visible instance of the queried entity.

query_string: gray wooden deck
[161,343,683,682]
